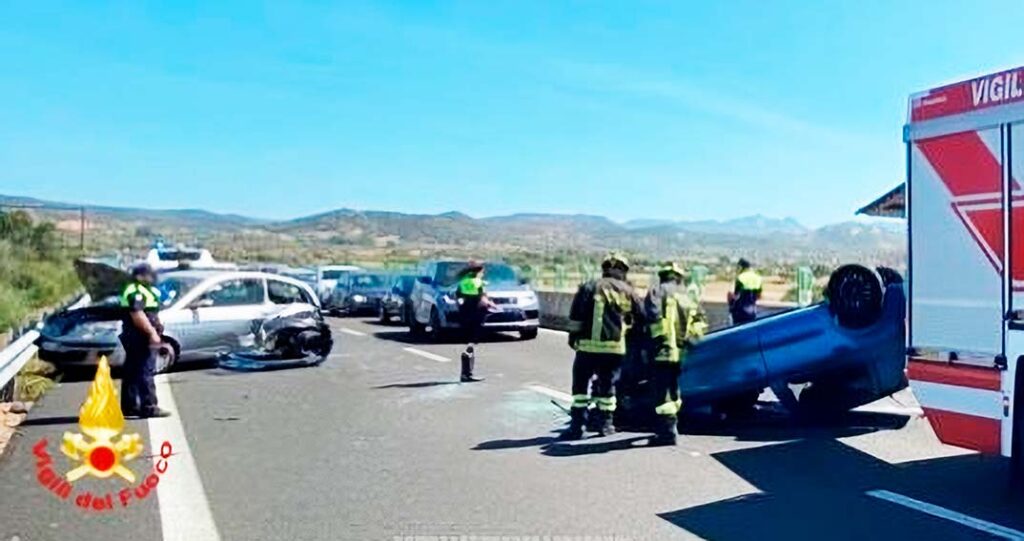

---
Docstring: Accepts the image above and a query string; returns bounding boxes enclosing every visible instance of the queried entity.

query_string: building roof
[857,183,905,218]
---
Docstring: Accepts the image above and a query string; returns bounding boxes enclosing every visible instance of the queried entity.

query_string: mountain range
[0,194,905,265]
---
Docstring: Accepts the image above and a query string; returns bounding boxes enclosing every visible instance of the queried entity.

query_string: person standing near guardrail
[560,253,644,440]
[119,263,171,418]
[727,258,763,325]
[644,262,707,446]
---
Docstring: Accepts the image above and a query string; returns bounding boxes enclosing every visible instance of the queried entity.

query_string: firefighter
[645,262,707,446]
[727,258,763,325]
[119,263,171,418]
[561,253,644,440]
[456,261,492,382]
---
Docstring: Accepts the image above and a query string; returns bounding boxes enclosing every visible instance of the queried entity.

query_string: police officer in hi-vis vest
[456,261,493,382]
[119,263,171,418]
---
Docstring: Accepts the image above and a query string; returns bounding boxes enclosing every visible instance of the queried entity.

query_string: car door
[186,277,270,354]
[414,263,437,323]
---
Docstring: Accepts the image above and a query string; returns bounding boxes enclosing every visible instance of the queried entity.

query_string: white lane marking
[402,347,452,363]
[150,375,221,541]
[539,327,568,336]
[867,490,1024,540]
[526,383,572,403]
[339,327,367,337]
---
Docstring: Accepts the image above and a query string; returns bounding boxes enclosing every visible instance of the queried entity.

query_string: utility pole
[79,206,85,252]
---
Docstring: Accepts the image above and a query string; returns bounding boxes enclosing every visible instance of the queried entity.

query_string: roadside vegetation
[0,211,80,332]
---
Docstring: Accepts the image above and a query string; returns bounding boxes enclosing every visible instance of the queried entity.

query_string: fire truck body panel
[906,67,1024,459]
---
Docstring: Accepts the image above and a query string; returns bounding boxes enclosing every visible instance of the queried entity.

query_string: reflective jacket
[457,275,484,298]
[567,276,643,355]
[731,270,763,318]
[645,281,707,362]
[119,281,163,341]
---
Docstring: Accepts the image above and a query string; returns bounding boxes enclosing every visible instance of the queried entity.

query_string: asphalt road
[2,316,1023,541]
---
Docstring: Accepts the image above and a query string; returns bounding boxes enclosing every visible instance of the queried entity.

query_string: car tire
[409,313,427,337]
[429,308,445,342]
[1012,358,1024,492]
[712,391,760,419]
[378,305,390,324]
[519,328,539,340]
[155,339,178,375]
[827,264,885,329]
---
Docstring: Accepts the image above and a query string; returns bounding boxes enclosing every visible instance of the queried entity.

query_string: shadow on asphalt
[542,435,653,457]
[657,438,1024,541]
[369,328,521,346]
[472,435,560,451]
[681,407,913,442]
[18,415,80,427]
[374,381,461,389]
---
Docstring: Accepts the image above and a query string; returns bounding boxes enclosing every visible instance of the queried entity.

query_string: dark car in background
[378,274,417,324]
[329,271,392,316]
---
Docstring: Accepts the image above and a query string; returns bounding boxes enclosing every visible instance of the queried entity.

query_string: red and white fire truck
[903,66,1024,477]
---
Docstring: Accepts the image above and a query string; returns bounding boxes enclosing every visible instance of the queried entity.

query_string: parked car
[37,270,322,374]
[378,274,417,324]
[328,271,392,316]
[316,265,362,307]
[408,260,539,340]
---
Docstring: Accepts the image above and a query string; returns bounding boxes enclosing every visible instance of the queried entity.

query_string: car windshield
[397,275,416,293]
[157,250,202,262]
[156,276,203,307]
[435,262,518,287]
[351,274,388,289]
[321,270,349,280]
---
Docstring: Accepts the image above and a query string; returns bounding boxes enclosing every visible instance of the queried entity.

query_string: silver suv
[409,260,539,340]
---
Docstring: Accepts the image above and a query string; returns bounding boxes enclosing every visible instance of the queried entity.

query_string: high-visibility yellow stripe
[571,394,591,409]
[590,295,605,343]
[737,271,763,290]
[595,396,617,412]
[576,340,626,355]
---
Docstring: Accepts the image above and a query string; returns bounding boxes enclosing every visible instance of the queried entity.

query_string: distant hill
[0,193,905,265]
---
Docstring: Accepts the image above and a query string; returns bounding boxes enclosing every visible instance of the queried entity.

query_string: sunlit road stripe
[339,327,367,337]
[526,383,571,403]
[867,490,1024,540]
[150,375,221,541]
[402,347,452,363]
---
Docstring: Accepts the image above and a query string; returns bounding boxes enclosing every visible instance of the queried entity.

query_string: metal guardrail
[0,294,90,400]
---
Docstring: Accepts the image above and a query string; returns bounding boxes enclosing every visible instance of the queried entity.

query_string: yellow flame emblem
[61,356,143,483]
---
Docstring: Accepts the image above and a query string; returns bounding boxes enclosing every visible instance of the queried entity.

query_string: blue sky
[1,1,1023,226]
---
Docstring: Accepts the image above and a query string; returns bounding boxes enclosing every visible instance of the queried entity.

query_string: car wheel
[827,264,885,329]
[519,328,539,340]
[409,312,427,337]
[378,304,390,324]
[1012,358,1024,491]
[429,308,445,342]
[155,339,178,375]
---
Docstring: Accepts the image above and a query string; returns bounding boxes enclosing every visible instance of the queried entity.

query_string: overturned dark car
[218,305,333,371]
[616,264,908,428]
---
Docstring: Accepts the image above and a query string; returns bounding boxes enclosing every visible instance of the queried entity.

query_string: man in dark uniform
[728,258,763,325]
[119,263,171,418]
[645,262,707,446]
[456,261,492,383]
[561,253,644,440]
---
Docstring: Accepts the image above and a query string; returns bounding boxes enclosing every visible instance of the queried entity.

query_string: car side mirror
[519,277,531,285]
[418,276,432,285]
[191,298,214,310]
[392,285,402,294]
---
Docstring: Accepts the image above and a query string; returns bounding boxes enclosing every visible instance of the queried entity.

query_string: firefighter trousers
[570,352,622,414]
[652,360,682,420]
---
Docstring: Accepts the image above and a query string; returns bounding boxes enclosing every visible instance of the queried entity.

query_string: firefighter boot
[649,416,678,447]
[460,348,483,382]
[594,409,616,437]
[559,408,586,441]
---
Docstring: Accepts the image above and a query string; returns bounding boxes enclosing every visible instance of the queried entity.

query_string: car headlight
[352,294,366,303]
[520,293,538,305]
